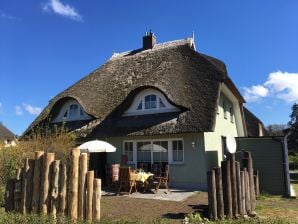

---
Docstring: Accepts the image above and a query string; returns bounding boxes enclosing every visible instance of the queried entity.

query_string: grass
[0,184,297,223]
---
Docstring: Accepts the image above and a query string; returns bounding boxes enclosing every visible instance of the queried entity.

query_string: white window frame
[122,138,184,167]
[123,89,180,116]
[52,99,92,123]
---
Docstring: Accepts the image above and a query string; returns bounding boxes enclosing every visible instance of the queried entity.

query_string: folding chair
[152,164,170,193]
[117,167,137,195]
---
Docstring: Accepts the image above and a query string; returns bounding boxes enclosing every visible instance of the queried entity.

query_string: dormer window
[69,104,79,118]
[52,99,92,123]
[124,88,179,116]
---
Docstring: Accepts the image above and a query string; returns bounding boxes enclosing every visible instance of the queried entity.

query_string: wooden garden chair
[117,167,137,195]
[152,164,170,193]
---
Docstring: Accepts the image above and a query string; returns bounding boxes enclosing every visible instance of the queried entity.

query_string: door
[89,152,107,184]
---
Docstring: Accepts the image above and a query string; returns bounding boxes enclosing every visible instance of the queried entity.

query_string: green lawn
[0,184,297,223]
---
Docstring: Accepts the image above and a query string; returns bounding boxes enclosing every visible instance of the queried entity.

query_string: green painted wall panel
[236,137,286,195]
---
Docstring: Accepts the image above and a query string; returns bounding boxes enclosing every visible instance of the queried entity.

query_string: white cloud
[264,71,298,103]
[15,103,42,116]
[15,106,23,116]
[0,10,16,20]
[0,102,3,114]
[243,85,269,102]
[243,71,298,103]
[42,0,82,21]
[22,103,42,115]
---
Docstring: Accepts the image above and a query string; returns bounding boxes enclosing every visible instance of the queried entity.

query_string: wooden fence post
[244,168,251,213]
[78,153,88,219]
[93,178,101,221]
[86,170,94,222]
[207,170,217,220]
[68,148,80,220]
[40,152,55,215]
[221,160,232,218]
[58,163,67,214]
[21,158,29,214]
[32,151,44,213]
[236,162,243,216]
[5,178,15,212]
[230,154,238,217]
[254,170,260,198]
[214,167,224,220]
[50,160,60,218]
[243,152,256,212]
[240,171,246,215]
[14,168,22,212]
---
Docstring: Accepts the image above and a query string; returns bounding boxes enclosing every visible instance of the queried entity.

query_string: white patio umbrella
[78,140,116,153]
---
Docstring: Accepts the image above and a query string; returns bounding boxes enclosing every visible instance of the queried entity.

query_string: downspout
[283,131,291,197]
[273,135,291,197]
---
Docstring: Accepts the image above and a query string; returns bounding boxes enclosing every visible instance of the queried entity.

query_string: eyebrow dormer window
[52,99,92,123]
[123,88,180,116]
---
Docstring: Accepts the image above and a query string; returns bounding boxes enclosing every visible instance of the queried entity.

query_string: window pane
[150,101,157,109]
[145,101,150,109]
[144,94,157,109]
[137,101,142,110]
[173,140,183,162]
[152,141,168,163]
[80,107,85,116]
[69,104,79,118]
[124,142,133,162]
[230,107,234,123]
[159,98,166,108]
[137,142,151,162]
[63,110,68,118]
[150,95,156,101]
[145,95,151,102]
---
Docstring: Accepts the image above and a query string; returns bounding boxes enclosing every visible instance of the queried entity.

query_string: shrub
[0,123,76,206]
[20,122,76,164]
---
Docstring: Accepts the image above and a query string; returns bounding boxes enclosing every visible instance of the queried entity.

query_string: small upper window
[52,99,92,123]
[223,101,227,119]
[159,98,166,108]
[123,88,180,116]
[137,101,142,110]
[230,107,234,123]
[69,104,79,118]
[145,94,157,109]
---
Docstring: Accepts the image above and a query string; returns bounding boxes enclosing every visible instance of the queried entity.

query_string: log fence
[4,148,101,222]
[207,151,259,220]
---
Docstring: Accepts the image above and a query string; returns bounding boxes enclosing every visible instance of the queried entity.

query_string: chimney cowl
[143,31,156,50]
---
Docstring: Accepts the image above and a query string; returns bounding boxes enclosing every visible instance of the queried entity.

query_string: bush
[20,123,76,164]
[289,153,298,170]
[0,123,76,206]
[0,146,24,206]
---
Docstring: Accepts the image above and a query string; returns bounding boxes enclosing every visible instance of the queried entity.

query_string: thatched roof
[0,123,15,140]
[24,36,245,138]
[243,107,268,137]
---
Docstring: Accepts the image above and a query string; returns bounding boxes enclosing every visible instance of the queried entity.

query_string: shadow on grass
[161,204,208,220]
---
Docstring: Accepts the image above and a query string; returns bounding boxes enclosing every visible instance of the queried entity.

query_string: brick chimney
[143,31,156,50]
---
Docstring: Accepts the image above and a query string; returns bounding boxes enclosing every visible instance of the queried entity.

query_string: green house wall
[103,133,215,189]
[236,137,287,195]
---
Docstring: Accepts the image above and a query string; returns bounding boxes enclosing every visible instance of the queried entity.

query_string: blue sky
[1,0,298,135]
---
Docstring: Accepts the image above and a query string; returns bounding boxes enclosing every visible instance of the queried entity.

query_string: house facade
[24,32,251,189]
[0,123,17,148]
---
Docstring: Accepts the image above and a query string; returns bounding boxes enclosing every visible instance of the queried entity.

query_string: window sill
[169,162,184,165]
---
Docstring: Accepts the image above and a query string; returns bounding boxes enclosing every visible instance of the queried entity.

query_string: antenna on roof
[190,30,196,50]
